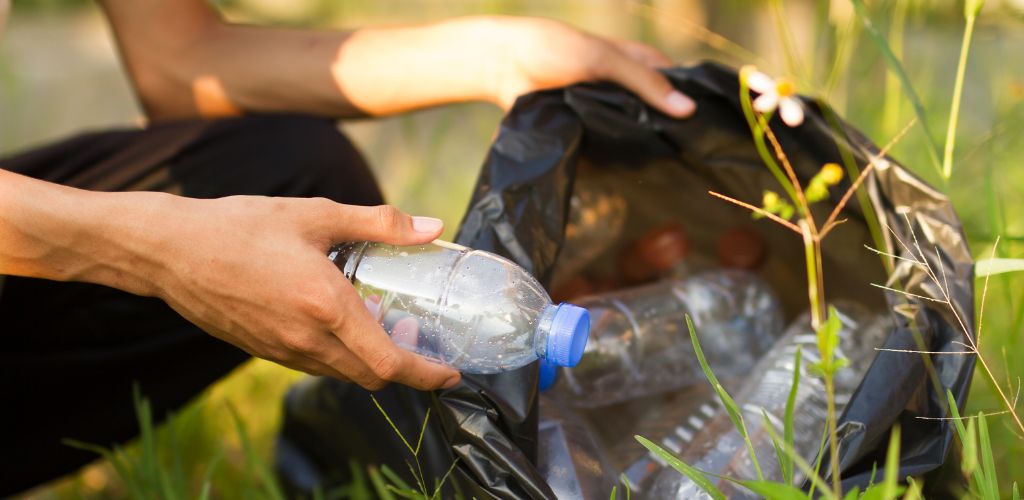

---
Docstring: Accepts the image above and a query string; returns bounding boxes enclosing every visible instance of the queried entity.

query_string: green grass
[10,0,1024,497]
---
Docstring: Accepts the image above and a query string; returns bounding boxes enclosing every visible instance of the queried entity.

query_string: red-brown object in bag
[618,223,690,283]
[717,227,766,270]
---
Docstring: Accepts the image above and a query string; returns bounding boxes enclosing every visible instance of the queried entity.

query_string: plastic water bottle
[644,305,891,499]
[538,397,619,499]
[550,169,629,297]
[544,270,784,407]
[616,386,726,492]
[329,240,590,374]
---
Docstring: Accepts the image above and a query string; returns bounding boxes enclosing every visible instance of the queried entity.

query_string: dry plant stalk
[868,227,1024,436]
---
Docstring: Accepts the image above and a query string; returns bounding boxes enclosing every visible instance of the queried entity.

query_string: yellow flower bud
[819,163,844,185]
[763,190,780,208]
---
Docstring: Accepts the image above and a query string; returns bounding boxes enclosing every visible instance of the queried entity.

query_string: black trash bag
[275,62,974,498]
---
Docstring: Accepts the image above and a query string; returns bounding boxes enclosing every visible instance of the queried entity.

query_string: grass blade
[882,426,902,499]
[379,464,413,492]
[849,0,943,176]
[634,435,726,500]
[227,402,286,500]
[368,465,398,500]
[737,480,807,500]
[975,258,1024,278]
[686,314,765,480]
[782,345,801,484]
[371,395,417,456]
[977,413,999,499]
[903,476,923,500]
[941,2,982,179]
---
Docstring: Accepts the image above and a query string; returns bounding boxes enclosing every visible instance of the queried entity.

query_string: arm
[0,168,460,389]
[99,0,695,120]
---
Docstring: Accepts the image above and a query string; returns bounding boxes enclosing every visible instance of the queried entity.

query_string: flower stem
[824,375,842,499]
[801,222,823,330]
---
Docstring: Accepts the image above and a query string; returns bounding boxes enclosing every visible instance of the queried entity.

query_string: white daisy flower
[745,68,804,127]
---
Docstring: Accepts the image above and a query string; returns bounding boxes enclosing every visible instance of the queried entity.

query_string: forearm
[193,17,505,118]
[0,169,167,295]
[101,0,508,120]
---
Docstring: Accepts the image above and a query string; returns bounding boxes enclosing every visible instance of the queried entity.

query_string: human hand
[488,17,695,117]
[144,195,461,390]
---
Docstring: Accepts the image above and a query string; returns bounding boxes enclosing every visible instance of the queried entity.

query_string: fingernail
[666,90,696,117]
[412,216,444,234]
[442,375,461,389]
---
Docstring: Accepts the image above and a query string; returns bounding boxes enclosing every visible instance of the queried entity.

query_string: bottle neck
[328,241,369,283]
[534,304,560,358]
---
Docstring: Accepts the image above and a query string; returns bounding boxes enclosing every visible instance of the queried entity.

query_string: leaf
[860,484,907,500]
[978,413,1000,500]
[686,315,764,480]
[228,402,286,500]
[368,465,398,500]
[781,346,801,485]
[842,486,861,500]
[634,435,726,500]
[902,476,923,500]
[882,426,902,499]
[761,411,787,482]
[975,258,1024,277]
[380,464,413,492]
[737,480,807,500]
[1013,482,1020,500]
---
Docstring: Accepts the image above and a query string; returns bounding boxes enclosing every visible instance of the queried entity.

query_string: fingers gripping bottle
[330,240,590,374]
[644,304,890,499]
[545,270,784,407]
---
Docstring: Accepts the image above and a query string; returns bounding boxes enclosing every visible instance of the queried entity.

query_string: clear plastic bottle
[644,305,891,499]
[618,387,724,493]
[544,270,784,407]
[537,396,619,499]
[330,240,590,374]
[550,169,629,294]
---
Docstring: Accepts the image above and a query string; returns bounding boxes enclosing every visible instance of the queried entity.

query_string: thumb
[324,203,444,246]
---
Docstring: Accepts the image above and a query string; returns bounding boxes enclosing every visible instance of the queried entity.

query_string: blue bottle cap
[545,303,590,367]
[538,359,558,392]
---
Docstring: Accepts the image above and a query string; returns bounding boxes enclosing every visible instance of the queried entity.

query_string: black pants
[0,115,384,496]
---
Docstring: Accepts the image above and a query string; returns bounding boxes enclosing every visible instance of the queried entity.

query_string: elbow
[124,18,234,121]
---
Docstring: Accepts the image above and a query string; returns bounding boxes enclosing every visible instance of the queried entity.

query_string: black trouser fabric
[0,114,384,496]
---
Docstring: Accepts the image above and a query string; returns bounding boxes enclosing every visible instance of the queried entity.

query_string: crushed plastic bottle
[616,386,725,492]
[544,270,784,407]
[644,304,891,499]
[538,397,619,499]
[330,240,590,374]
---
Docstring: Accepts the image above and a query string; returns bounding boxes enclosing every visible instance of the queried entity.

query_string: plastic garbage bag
[274,62,975,498]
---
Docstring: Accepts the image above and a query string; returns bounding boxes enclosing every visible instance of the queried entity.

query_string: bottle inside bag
[544,270,784,407]
[644,304,890,499]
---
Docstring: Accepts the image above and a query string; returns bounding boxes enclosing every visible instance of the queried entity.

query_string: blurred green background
[3,0,1024,497]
